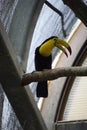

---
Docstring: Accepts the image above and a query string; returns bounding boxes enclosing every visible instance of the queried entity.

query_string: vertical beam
[0,22,47,130]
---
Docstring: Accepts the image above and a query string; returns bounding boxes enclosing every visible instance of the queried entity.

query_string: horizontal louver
[63,57,87,121]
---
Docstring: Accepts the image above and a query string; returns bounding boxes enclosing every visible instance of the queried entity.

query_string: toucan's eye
[54,38,57,45]
[54,38,57,41]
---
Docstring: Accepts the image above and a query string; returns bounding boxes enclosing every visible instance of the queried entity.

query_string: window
[63,43,87,121]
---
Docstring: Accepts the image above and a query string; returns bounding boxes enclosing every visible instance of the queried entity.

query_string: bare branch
[21,66,87,86]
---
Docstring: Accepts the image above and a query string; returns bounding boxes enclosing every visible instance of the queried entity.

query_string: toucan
[35,36,72,98]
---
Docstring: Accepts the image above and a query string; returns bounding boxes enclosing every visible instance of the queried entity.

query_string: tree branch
[22,66,87,86]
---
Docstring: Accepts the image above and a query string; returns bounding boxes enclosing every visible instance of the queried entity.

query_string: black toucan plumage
[35,36,72,98]
[35,46,52,97]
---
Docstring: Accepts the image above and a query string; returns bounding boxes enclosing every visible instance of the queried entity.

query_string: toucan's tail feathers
[36,81,48,98]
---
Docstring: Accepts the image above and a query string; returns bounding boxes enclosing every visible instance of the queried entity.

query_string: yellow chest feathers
[39,39,55,57]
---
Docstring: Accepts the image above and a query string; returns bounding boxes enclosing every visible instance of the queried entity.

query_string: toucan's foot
[43,69,50,71]
[31,71,36,73]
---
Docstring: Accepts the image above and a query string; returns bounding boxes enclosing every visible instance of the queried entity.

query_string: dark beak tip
[65,52,68,57]
[68,47,72,55]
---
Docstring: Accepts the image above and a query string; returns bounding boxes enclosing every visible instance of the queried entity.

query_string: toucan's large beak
[54,38,72,57]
